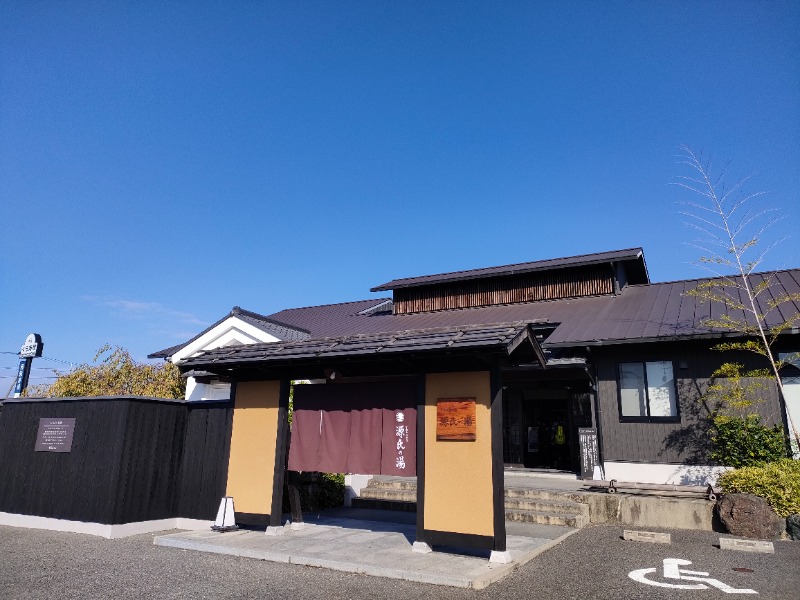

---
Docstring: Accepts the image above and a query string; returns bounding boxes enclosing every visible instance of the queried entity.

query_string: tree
[28,345,185,399]
[675,145,800,457]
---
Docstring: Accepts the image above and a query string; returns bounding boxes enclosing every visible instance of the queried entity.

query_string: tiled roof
[370,248,647,291]
[181,322,545,369]
[148,306,310,359]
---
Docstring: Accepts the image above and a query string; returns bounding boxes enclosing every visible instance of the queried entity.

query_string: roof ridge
[371,248,644,291]
[625,267,800,288]
[231,306,311,334]
[272,297,392,313]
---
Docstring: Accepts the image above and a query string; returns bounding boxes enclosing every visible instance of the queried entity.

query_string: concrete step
[355,477,589,527]
[505,508,588,528]
[351,498,417,513]
[358,487,417,502]
[361,476,418,491]
[503,497,589,517]
[504,487,586,503]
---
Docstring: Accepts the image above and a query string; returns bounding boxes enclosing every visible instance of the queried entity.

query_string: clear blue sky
[2,1,798,389]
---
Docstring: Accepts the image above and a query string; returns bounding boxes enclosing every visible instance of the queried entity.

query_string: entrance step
[350,476,589,527]
[356,476,417,502]
[504,509,588,528]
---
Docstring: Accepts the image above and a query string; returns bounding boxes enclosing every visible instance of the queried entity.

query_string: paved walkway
[154,509,578,589]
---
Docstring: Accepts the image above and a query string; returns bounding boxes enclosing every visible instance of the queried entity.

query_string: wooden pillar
[490,365,507,553]
[268,378,291,529]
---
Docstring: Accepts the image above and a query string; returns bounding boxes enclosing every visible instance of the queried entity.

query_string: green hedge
[710,415,787,468]
[718,459,800,518]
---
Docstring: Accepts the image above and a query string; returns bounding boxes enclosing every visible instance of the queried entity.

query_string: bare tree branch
[674,145,799,450]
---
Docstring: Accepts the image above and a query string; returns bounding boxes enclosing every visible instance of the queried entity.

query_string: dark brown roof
[180,321,545,369]
[370,248,648,291]
[266,269,800,347]
[148,306,310,359]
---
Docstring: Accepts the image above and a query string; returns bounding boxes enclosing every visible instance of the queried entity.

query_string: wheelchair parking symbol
[629,558,757,594]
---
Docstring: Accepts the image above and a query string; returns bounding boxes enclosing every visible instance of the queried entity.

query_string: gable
[170,316,282,363]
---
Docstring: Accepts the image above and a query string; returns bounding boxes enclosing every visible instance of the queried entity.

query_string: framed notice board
[35,418,76,453]
[578,427,600,479]
[436,398,476,441]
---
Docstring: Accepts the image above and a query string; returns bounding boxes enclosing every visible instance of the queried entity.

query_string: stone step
[503,497,589,517]
[358,487,417,502]
[361,477,418,491]
[504,488,586,503]
[351,498,417,513]
[504,508,588,528]
[355,479,589,528]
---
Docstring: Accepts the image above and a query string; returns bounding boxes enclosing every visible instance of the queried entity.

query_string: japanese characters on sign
[395,411,409,469]
[436,398,477,441]
[578,427,599,479]
[34,418,76,453]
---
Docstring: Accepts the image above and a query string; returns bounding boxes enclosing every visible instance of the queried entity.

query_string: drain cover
[733,568,754,573]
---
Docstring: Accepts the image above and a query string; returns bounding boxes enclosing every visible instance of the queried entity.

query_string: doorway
[502,381,592,472]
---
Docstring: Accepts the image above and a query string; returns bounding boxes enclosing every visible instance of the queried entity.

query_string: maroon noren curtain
[288,381,416,476]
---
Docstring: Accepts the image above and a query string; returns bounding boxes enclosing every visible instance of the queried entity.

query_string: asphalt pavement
[1,522,798,599]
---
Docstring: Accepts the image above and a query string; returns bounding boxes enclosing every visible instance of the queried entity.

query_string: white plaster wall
[344,474,374,506]
[603,461,731,486]
[185,378,231,402]
[171,317,281,363]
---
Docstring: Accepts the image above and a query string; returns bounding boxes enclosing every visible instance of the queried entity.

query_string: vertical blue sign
[13,358,32,397]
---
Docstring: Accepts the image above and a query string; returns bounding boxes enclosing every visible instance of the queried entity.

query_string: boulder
[787,514,800,541]
[717,493,784,539]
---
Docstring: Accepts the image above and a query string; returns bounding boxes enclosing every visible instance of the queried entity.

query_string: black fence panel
[0,397,233,525]
[0,399,127,522]
[177,402,234,519]
[111,401,187,524]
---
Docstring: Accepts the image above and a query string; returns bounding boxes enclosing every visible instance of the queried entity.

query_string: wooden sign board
[436,398,476,441]
[578,427,599,479]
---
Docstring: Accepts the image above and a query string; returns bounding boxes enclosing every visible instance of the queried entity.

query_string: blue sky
[1,1,798,390]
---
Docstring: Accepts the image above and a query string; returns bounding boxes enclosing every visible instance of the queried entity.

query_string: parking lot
[1,522,798,599]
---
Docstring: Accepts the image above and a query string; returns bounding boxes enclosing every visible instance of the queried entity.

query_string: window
[618,361,679,421]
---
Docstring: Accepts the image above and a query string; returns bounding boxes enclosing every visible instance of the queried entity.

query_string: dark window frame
[616,360,681,423]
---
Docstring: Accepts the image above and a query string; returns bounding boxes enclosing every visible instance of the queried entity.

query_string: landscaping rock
[717,493,784,539]
[787,514,800,541]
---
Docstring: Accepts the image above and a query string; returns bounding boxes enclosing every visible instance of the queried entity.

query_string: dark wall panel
[595,342,784,464]
[111,401,187,524]
[0,397,232,525]
[177,402,233,519]
[0,400,127,522]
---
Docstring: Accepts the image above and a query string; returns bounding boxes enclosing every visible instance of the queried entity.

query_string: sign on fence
[35,418,76,453]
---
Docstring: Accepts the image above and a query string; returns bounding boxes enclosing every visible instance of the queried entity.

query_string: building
[151,247,800,488]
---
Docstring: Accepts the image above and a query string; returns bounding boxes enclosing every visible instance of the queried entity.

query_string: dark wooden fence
[0,396,232,525]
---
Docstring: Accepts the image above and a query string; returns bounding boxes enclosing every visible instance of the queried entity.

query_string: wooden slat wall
[0,399,128,523]
[595,342,784,464]
[0,397,233,525]
[177,402,234,519]
[111,400,187,524]
[394,266,613,314]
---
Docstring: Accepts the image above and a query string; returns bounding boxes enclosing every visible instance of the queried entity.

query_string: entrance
[502,379,593,472]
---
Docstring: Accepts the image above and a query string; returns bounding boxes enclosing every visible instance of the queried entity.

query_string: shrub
[718,459,800,518]
[710,414,787,468]
[284,472,345,513]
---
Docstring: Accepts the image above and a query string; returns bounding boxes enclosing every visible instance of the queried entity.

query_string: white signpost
[629,558,757,594]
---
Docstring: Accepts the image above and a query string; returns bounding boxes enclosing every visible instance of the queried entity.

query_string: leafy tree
[675,146,800,458]
[28,345,185,399]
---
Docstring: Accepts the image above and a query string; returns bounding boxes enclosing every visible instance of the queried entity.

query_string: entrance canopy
[180,321,550,380]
